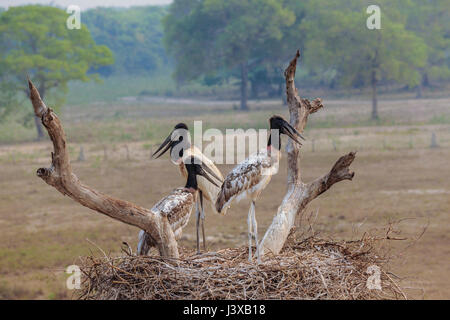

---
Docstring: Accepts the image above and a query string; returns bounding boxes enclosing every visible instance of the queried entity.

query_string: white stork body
[178,146,223,252]
[215,115,305,262]
[215,147,280,261]
[138,158,220,256]
[137,187,196,255]
[215,148,280,213]
[153,123,224,252]
[178,146,224,214]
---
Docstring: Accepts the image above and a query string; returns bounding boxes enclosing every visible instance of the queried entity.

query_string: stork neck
[185,170,198,190]
[267,133,281,151]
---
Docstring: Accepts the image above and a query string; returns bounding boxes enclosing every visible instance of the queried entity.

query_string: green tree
[82,6,168,76]
[0,79,17,122]
[0,5,113,139]
[163,0,295,110]
[405,0,450,97]
[247,0,307,102]
[301,0,427,120]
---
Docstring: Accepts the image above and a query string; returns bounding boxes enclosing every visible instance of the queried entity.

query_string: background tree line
[0,0,449,138]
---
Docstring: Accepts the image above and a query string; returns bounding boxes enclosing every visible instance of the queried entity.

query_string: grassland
[0,94,449,299]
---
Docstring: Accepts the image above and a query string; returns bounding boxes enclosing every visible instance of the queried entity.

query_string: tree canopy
[300,0,427,119]
[82,6,168,76]
[405,0,450,94]
[163,0,299,110]
[162,0,445,118]
[0,2,448,125]
[0,5,113,138]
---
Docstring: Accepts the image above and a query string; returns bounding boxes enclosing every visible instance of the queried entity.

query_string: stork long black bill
[152,123,189,159]
[281,119,305,145]
[197,166,221,188]
[198,162,222,185]
[152,134,173,159]
[269,115,306,146]
[185,156,221,188]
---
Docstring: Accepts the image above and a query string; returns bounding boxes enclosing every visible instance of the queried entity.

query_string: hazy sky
[0,0,173,10]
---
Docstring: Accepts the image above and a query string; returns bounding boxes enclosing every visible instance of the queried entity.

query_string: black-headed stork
[152,123,224,253]
[137,156,221,255]
[215,115,304,262]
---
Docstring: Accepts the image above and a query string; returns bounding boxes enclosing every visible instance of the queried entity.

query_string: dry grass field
[0,96,449,299]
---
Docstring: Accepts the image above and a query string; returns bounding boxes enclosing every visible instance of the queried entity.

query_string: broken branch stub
[259,51,356,258]
[28,79,179,259]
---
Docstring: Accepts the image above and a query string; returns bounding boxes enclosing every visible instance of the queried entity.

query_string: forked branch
[28,79,179,259]
[259,51,356,258]
[28,50,354,262]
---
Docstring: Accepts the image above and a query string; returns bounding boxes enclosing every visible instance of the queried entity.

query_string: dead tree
[258,51,356,258]
[28,78,179,259]
[28,50,354,261]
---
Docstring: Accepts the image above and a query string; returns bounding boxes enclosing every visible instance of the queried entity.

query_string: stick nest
[77,232,406,300]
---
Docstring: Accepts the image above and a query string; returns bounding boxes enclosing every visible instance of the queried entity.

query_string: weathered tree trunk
[371,70,379,121]
[240,63,249,111]
[416,85,423,99]
[259,50,356,258]
[251,80,259,99]
[422,72,429,87]
[27,78,179,259]
[416,71,429,99]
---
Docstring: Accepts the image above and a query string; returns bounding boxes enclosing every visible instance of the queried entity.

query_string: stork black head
[184,156,221,189]
[269,115,305,146]
[152,123,189,160]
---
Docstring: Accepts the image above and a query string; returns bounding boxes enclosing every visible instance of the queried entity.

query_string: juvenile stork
[137,156,221,255]
[152,123,224,253]
[215,116,305,262]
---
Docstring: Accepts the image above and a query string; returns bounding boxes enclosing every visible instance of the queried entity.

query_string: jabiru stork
[152,123,224,253]
[137,156,221,255]
[215,115,304,262]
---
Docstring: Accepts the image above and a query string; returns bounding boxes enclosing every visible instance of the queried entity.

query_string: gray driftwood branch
[259,50,356,257]
[28,79,179,259]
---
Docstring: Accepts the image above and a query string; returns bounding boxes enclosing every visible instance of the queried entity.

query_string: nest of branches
[77,230,407,300]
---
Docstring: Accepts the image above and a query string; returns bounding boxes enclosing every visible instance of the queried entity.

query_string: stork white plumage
[215,116,305,262]
[151,123,224,253]
[137,156,221,255]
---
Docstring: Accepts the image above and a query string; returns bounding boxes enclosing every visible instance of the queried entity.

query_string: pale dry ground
[0,97,449,299]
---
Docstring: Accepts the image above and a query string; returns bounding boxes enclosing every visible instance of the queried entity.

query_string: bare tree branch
[27,49,354,262]
[284,50,324,184]
[259,51,356,258]
[307,152,356,198]
[28,78,179,259]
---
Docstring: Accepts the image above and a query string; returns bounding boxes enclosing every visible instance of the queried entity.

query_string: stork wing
[215,152,274,214]
[152,188,195,231]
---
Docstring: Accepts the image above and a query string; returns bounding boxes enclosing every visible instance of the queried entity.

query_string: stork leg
[247,206,252,261]
[199,191,207,251]
[195,197,201,254]
[250,200,260,264]
[247,202,255,261]
[137,230,151,256]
